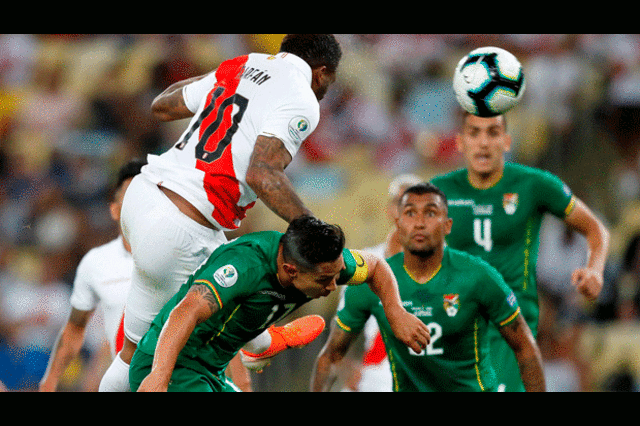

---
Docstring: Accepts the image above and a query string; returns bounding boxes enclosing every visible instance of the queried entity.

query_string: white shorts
[120,174,227,344]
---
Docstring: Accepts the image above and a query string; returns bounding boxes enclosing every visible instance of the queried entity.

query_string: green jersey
[135,231,368,378]
[336,247,520,392]
[431,162,574,335]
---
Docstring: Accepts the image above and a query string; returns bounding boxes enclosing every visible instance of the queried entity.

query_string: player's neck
[467,166,504,190]
[403,248,443,284]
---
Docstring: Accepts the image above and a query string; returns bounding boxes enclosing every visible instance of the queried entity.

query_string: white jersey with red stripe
[69,236,132,358]
[141,52,320,231]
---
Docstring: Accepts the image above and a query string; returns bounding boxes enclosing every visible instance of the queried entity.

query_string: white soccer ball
[452,46,526,117]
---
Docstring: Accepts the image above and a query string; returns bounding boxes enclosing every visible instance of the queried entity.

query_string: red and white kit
[121,52,320,344]
[143,51,319,231]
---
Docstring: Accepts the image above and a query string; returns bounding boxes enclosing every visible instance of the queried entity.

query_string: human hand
[385,306,430,354]
[571,267,603,301]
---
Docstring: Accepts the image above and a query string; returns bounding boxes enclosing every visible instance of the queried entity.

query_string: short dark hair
[399,182,449,212]
[279,34,342,73]
[280,215,345,271]
[111,158,146,200]
[458,108,508,132]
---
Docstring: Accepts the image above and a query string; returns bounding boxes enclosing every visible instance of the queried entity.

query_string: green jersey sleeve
[532,168,575,218]
[192,246,263,309]
[335,284,378,335]
[475,260,521,328]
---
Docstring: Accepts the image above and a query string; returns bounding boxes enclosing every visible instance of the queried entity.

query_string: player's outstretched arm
[359,251,430,355]
[311,320,358,392]
[150,71,214,122]
[246,135,313,223]
[137,284,219,392]
[39,308,93,392]
[499,314,546,392]
[564,197,610,301]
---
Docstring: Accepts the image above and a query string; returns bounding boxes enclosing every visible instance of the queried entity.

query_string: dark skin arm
[498,313,546,392]
[137,284,219,392]
[150,71,215,122]
[246,135,313,223]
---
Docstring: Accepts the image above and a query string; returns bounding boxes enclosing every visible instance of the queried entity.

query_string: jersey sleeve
[338,249,369,286]
[476,262,521,328]
[69,252,99,312]
[533,169,575,218]
[334,284,377,335]
[190,246,261,310]
[258,89,319,159]
[182,72,218,113]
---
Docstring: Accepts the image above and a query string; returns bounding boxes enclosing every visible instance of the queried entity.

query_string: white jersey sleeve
[259,89,319,159]
[69,253,99,312]
[69,237,132,356]
[183,72,218,113]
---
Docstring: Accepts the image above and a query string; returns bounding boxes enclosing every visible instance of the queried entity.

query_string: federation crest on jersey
[213,265,238,288]
[503,193,518,215]
[443,294,459,317]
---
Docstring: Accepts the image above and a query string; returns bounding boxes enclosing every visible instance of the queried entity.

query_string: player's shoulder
[445,246,501,279]
[219,231,282,263]
[79,237,125,265]
[431,168,468,188]
[504,162,559,182]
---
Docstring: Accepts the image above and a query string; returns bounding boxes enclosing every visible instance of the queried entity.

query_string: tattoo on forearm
[248,137,311,222]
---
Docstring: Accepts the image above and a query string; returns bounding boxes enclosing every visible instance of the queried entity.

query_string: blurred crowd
[1,34,640,392]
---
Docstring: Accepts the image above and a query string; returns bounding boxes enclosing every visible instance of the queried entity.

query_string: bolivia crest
[443,294,460,317]
[503,193,518,215]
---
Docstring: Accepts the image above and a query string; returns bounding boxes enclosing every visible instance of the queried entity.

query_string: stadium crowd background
[1,33,640,392]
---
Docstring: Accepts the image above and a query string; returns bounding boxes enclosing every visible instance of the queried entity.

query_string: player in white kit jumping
[99,35,343,391]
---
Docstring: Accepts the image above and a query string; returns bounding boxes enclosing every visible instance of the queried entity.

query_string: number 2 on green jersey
[409,322,443,356]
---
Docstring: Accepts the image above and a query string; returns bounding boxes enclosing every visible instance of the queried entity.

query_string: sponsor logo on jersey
[503,193,518,215]
[443,294,460,317]
[213,265,238,288]
[403,300,433,317]
[507,291,517,307]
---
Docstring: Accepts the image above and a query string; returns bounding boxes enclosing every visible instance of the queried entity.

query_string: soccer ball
[452,46,526,117]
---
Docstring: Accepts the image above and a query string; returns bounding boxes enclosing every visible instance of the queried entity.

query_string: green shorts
[129,350,241,392]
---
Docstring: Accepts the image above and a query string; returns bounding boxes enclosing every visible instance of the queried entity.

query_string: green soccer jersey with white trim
[431,162,574,335]
[336,247,520,392]
[135,230,368,377]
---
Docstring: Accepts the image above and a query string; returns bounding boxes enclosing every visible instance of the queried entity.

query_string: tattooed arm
[150,71,216,122]
[137,284,219,392]
[246,135,313,223]
[499,313,546,392]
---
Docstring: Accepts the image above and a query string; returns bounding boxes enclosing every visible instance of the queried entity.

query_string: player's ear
[283,263,298,278]
[503,133,512,153]
[109,201,120,222]
[444,217,453,236]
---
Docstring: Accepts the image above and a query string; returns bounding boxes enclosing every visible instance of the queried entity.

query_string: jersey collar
[276,52,312,85]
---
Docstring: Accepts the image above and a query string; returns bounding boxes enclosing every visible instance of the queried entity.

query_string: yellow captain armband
[564,195,576,217]
[346,249,369,286]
